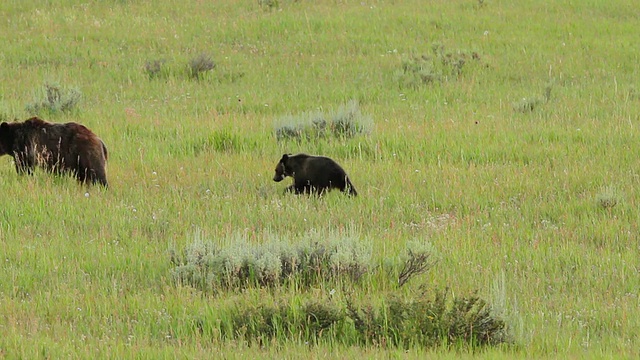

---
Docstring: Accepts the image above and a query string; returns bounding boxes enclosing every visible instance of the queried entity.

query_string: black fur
[273,153,357,196]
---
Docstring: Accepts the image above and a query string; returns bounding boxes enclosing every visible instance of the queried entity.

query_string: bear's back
[23,117,52,129]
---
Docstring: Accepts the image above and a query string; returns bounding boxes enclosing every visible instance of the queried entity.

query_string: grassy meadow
[1,0,639,358]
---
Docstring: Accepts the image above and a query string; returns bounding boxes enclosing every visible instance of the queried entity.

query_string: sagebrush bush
[211,288,510,349]
[144,59,167,79]
[274,100,372,141]
[25,82,82,115]
[513,82,553,113]
[173,233,439,291]
[188,53,216,80]
[397,240,436,287]
[258,0,279,10]
[596,186,620,209]
[346,289,510,348]
[395,44,481,89]
[171,234,511,349]
[512,97,543,113]
[217,298,344,344]
[171,231,373,290]
[395,54,440,88]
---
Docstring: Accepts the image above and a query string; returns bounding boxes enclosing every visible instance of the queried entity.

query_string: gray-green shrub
[171,232,373,290]
[25,82,82,115]
[188,53,216,80]
[274,100,373,141]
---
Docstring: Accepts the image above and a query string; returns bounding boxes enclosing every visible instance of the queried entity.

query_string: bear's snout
[273,173,284,182]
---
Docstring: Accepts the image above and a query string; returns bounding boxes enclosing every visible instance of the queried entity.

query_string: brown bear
[273,153,357,196]
[0,117,108,187]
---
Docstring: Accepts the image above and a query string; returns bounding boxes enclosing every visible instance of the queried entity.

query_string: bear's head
[273,154,292,182]
[0,122,16,156]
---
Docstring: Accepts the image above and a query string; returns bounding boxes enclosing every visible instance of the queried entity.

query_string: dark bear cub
[273,153,357,196]
[0,117,108,187]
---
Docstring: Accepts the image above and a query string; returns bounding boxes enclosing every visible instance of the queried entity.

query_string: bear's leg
[284,185,308,194]
[287,184,314,195]
[303,184,320,195]
[75,167,89,184]
[94,173,108,187]
[77,167,108,187]
[338,177,358,196]
[344,183,358,196]
[76,151,108,187]
[290,179,309,195]
[88,167,108,187]
[87,171,108,187]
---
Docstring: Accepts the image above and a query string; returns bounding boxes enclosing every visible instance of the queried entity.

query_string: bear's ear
[0,122,9,131]
[280,154,289,162]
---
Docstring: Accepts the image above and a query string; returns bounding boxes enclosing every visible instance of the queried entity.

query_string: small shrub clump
[209,289,510,349]
[274,100,373,142]
[170,232,372,290]
[188,53,216,80]
[219,299,344,343]
[25,82,82,115]
[596,186,620,209]
[397,240,436,287]
[144,59,168,79]
[347,289,511,348]
[513,82,553,113]
[395,43,481,89]
[258,0,279,10]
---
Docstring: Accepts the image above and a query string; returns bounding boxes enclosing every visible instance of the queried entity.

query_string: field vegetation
[1,0,639,358]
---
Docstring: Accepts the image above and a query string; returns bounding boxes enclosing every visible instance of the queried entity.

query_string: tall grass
[0,0,639,358]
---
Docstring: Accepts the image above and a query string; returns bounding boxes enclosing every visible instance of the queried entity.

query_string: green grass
[1,0,640,357]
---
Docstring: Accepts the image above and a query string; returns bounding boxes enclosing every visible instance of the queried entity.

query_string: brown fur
[0,117,108,187]
[273,153,357,196]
